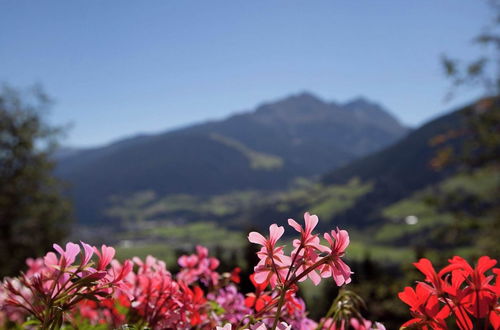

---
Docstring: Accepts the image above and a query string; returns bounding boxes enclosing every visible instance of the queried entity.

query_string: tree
[0,85,72,277]
[428,0,500,257]
[442,0,500,98]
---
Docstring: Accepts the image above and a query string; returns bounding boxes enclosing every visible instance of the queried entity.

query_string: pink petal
[80,241,94,266]
[95,245,115,270]
[269,224,284,245]
[323,232,334,247]
[44,252,59,268]
[338,260,352,278]
[65,242,81,265]
[333,269,346,286]
[254,270,270,284]
[304,212,318,234]
[248,232,267,246]
[336,229,350,252]
[53,243,64,256]
[196,245,208,258]
[308,270,322,286]
[288,218,302,233]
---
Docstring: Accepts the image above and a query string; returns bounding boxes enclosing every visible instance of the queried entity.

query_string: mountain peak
[253,92,327,119]
[268,91,325,108]
[289,91,322,102]
[343,96,380,109]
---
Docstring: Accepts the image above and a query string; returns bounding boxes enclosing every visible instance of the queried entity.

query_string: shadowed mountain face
[319,105,468,227]
[56,92,408,225]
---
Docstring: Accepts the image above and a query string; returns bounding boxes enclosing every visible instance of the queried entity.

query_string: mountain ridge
[56,91,408,226]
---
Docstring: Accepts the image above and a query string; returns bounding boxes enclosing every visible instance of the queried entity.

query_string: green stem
[271,288,287,330]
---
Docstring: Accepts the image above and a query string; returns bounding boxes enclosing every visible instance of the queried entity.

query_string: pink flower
[319,228,352,286]
[43,252,59,269]
[350,317,386,329]
[3,241,129,328]
[25,258,44,277]
[288,212,323,285]
[248,224,284,249]
[94,245,115,271]
[177,245,220,286]
[216,324,232,330]
[207,285,251,325]
[44,242,94,271]
[53,242,80,268]
[80,241,94,267]
[248,224,291,287]
[288,212,322,250]
[108,259,133,284]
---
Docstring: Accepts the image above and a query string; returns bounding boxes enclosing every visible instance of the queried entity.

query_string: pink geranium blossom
[288,212,323,285]
[319,228,352,286]
[94,244,115,270]
[288,212,322,251]
[248,224,291,287]
[177,245,220,286]
[3,241,130,328]
[52,242,80,269]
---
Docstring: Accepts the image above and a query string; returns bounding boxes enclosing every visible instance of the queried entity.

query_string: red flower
[447,256,498,318]
[413,258,452,296]
[230,267,241,284]
[245,274,272,312]
[401,256,500,330]
[399,283,450,329]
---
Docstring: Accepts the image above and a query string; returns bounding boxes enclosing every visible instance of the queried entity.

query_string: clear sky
[0,1,491,147]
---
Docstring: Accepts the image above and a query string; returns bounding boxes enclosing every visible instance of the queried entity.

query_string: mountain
[318,103,469,226]
[231,100,473,236]
[56,92,408,226]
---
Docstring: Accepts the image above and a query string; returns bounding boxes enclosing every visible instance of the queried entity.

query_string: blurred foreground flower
[2,242,131,329]
[399,256,499,329]
[0,212,387,329]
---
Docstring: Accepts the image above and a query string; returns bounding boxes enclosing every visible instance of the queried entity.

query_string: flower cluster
[125,255,208,328]
[241,212,364,329]
[249,212,352,289]
[399,256,500,329]
[0,212,387,329]
[178,245,220,287]
[1,242,131,328]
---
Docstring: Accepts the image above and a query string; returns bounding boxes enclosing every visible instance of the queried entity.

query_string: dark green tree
[0,85,72,277]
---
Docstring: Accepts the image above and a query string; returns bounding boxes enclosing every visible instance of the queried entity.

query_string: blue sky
[0,1,491,147]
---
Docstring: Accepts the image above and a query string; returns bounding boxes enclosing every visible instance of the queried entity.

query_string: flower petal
[248,232,267,246]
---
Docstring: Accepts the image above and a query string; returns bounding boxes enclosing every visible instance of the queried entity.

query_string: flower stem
[271,288,287,330]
